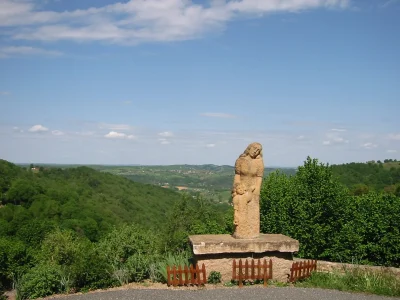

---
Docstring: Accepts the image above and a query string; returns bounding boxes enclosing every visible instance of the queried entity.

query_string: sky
[0,0,399,167]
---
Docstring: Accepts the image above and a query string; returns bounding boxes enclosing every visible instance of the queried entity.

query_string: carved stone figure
[232,142,264,239]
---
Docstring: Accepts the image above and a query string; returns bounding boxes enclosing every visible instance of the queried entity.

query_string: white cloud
[0,91,10,95]
[158,131,174,137]
[104,131,135,139]
[159,138,171,145]
[28,124,49,132]
[361,142,378,149]
[331,128,347,132]
[387,149,398,153]
[13,126,23,133]
[322,131,349,146]
[200,112,236,118]
[297,135,305,140]
[381,0,400,8]
[52,130,64,136]
[0,0,349,45]
[99,123,132,131]
[206,143,216,148]
[388,133,400,140]
[0,46,62,58]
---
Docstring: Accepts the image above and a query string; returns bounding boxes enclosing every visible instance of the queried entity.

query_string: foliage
[296,268,400,297]
[331,161,400,194]
[260,156,400,266]
[155,251,190,283]
[97,224,161,285]
[17,264,63,300]
[207,271,222,284]
[163,195,230,252]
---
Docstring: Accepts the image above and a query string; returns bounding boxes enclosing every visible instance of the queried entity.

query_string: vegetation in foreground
[296,267,400,297]
[1,156,400,299]
[260,157,400,267]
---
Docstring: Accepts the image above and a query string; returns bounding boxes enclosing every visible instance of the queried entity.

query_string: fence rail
[166,264,206,287]
[232,259,273,287]
[289,260,317,283]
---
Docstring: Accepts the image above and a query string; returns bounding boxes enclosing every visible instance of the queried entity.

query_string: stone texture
[189,234,299,255]
[232,142,264,239]
[193,253,294,283]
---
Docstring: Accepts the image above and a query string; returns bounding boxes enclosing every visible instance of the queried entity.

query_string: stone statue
[232,142,264,239]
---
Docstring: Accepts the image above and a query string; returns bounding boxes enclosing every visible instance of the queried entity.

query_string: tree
[260,157,350,260]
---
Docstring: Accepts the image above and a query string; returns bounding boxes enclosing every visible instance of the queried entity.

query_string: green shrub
[37,229,112,292]
[207,271,222,284]
[296,268,400,297]
[126,253,151,282]
[97,224,162,285]
[17,264,62,300]
[155,252,190,283]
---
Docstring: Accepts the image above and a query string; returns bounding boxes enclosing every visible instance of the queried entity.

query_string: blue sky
[0,0,399,167]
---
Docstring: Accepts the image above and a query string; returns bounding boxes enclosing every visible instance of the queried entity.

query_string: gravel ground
[44,287,399,300]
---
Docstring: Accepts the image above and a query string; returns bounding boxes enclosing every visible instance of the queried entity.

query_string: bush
[17,264,63,300]
[97,224,162,285]
[296,268,400,297]
[207,271,222,284]
[260,156,400,267]
[155,252,190,283]
[36,229,112,292]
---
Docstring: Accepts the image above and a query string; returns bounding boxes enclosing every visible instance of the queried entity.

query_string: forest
[1,157,400,299]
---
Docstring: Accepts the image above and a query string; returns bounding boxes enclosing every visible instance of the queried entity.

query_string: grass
[295,267,400,297]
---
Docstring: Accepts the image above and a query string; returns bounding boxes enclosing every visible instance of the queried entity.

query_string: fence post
[172,266,177,287]
[184,265,189,285]
[167,265,171,286]
[195,264,201,285]
[245,259,249,280]
[232,259,237,281]
[190,264,195,285]
[269,259,273,280]
[201,264,206,285]
[239,259,243,288]
[263,259,267,287]
[178,265,183,286]
[257,259,261,280]
[251,259,255,280]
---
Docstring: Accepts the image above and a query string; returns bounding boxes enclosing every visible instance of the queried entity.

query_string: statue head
[233,183,247,195]
[240,142,263,159]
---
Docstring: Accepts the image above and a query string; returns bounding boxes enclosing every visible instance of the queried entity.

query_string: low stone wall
[193,251,294,283]
[311,259,400,277]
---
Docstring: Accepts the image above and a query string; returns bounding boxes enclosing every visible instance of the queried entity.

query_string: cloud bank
[0,0,349,45]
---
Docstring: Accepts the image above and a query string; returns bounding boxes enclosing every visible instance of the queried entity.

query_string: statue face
[236,185,245,195]
[249,145,261,158]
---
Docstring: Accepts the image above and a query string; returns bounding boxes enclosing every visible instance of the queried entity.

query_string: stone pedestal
[189,234,299,283]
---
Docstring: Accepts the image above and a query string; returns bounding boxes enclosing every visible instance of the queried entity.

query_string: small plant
[155,251,190,283]
[207,271,222,284]
[223,280,236,287]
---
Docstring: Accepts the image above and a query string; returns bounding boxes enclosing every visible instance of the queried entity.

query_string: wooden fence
[166,264,206,287]
[232,259,273,287]
[289,260,317,283]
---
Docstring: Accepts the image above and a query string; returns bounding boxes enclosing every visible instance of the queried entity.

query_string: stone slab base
[193,252,294,283]
[189,234,299,283]
[189,234,299,255]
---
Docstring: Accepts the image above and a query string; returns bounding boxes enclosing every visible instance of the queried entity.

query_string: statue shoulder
[254,158,264,177]
[234,156,246,174]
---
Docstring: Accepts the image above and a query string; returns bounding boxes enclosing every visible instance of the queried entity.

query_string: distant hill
[331,160,400,194]
[0,159,184,242]
[86,164,297,203]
